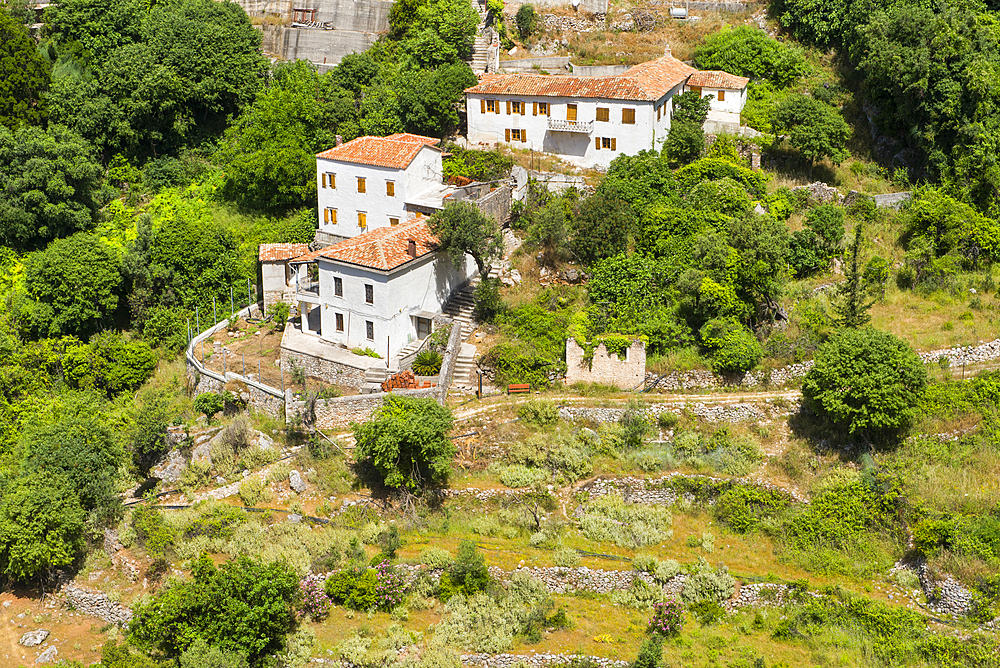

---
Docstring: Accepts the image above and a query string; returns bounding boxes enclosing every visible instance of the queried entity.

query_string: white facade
[310,252,476,359]
[315,139,445,241]
[465,89,682,169]
[685,84,748,116]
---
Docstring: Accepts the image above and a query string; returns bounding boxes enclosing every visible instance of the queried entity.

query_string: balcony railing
[547,118,594,133]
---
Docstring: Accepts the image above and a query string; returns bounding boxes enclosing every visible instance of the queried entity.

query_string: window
[335,313,344,332]
[567,104,577,121]
[689,86,702,96]
[386,180,395,197]
[389,217,399,226]
[357,176,366,193]
[596,137,617,150]
[511,100,524,115]
[366,321,374,341]
[321,172,336,188]
[622,108,635,124]
[596,107,609,122]
[486,99,499,113]
[717,90,726,102]
[534,101,549,116]
[358,211,367,228]
[508,128,524,142]
[657,104,661,121]
[292,8,317,22]
[365,284,373,304]
[323,207,337,225]
[334,277,343,297]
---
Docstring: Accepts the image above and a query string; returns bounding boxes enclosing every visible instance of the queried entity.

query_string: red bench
[508,383,530,395]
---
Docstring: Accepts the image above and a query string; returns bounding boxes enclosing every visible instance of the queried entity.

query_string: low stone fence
[286,386,440,430]
[559,399,796,425]
[462,654,628,668]
[62,585,133,627]
[583,473,808,504]
[280,345,368,390]
[489,565,651,595]
[186,305,285,418]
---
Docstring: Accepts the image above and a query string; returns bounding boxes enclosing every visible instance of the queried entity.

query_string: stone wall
[281,346,367,389]
[476,183,513,227]
[62,585,133,627]
[287,386,440,429]
[436,321,465,403]
[565,339,646,389]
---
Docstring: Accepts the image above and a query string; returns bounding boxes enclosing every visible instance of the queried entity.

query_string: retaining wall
[280,345,368,389]
[287,386,440,429]
[62,585,133,627]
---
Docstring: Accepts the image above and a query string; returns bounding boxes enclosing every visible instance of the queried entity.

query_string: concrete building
[315,134,452,244]
[464,53,749,169]
[259,243,310,310]
[288,219,477,359]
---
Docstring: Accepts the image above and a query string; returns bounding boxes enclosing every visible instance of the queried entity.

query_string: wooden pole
[196,307,199,332]
[248,279,253,318]
[243,353,246,376]
[213,297,217,325]
[230,285,234,316]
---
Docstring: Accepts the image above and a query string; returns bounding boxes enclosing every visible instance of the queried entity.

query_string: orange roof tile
[687,70,750,90]
[465,54,697,101]
[291,220,440,272]
[259,243,310,262]
[316,135,441,170]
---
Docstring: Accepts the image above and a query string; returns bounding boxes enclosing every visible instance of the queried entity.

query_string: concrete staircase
[451,343,479,391]
[362,366,388,394]
[467,0,491,74]
[442,286,477,341]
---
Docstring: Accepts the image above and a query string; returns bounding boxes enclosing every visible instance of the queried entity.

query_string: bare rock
[289,470,307,493]
[151,449,187,484]
[35,646,58,664]
[19,630,49,647]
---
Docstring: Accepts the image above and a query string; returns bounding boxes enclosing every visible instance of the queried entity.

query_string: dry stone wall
[281,347,367,389]
[287,387,440,430]
[62,585,133,627]
[566,339,646,389]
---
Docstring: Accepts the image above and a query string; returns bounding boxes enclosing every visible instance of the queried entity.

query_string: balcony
[547,118,594,133]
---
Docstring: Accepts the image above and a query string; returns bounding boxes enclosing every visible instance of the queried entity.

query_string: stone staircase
[442,286,477,341]
[467,0,491,74]
[362,366,388,394]
[451,343,480,391]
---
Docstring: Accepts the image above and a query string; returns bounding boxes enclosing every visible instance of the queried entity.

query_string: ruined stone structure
[565,338,646,389]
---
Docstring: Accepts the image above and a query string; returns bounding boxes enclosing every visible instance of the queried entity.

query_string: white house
[315,133,452,243]
[288,219,477,360]
[464,53,750,168]
[259,243,310,310]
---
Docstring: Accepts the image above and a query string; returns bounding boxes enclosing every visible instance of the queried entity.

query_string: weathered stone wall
[566,339,646,389]
[287,386,439,429]
[281,346,367,389]
[62,585,133,627]
[475,183,513,226]
[437,321,464,403]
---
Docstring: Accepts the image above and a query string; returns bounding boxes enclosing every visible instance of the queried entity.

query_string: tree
[0,473,86,582]
[572,188,634,264]
[129,390,172,476]
[863,255,890,299]
[802,327,927,440]
[130,555,300,662]
[772,94,850,170]
[787,204,845,277]
[515,4,539,38]
[527,200,572,268]
[353,395,455,490]
[0,9,50,128]
[693,25,809,88]
[397,63,478,137]
[20,400,124,514]
[664,122,704,167]
[833,221,875,328]
[428,200,503,278]
[0,124,103,250]
[62,332,158,396]
[671,90,712,126]
[22,233,122,339]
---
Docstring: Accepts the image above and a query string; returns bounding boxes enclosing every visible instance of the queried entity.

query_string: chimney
[407,239,417,258]
[335,135,343,147]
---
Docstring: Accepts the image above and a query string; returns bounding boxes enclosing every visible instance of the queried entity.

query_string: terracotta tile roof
[687,70,750,90]
[291,220,439,272]
[465,54,697,101]
[316,134,441,170]
[259,243,310,262]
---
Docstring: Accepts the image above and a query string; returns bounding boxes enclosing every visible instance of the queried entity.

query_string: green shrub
[714,485,790,533]
[439,540,490,602]
[612,577,665,609]
[420,547,453,569]
[413,350,443,376]
[518,399,560,426]
[351,347,382,358]
[324,566,379,610]
[131,506,176,557]
[495,464,548,488]
[269,301,290,331]
[579,492,672,548]
[515,4,538,37]
[193,392,225,423]
[680,558,735,605]
[507,432,592,482]
[688,600,726,625]
[553,547,581,568]
[657,412,679,429]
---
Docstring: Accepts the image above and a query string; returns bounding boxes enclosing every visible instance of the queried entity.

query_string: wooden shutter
[611,138,617,150]
[386,181,394,196]
[533,102,537,116]
[520,102,525,115]
[358,177,365,193]
[324,208,329,223]
[595,137,600,150]
[322,173,327,188]
[495,100,500,114]
[358,212,366,228]
[330,174,335,189]
[521,129,526,143]
[331,209,337,224]
[505,128,510,142]
[480,98,486,113]
[506,100,511,115]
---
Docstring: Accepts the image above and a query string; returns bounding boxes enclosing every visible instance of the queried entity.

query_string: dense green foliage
[130,554,300,663]
[353,396,456,490]
[803,328,927,440]
[693,26,809,87]
[428,201,504,277]
[0,9,50,128]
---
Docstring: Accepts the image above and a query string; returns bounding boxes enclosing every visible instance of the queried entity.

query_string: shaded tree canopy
[0,9,50,128]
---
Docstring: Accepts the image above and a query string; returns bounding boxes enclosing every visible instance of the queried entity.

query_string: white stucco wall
[686,86,747,115]
[315,145,443,239]
[261,261,290,309]
[314,251,476,359]
[467,93,674,168]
